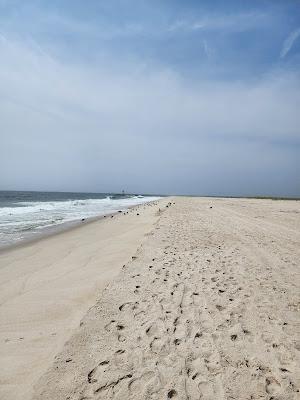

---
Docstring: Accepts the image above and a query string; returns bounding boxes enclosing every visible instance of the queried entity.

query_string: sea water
[0,191,161,247]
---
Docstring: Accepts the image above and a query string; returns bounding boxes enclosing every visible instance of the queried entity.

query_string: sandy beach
[1,197,300,399]
[0,199,164,400]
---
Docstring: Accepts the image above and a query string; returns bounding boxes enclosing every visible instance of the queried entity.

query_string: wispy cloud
[2,37,299,194]
[0,5,269,42]
[280,28,300,58]
[202,39,213,58]
[1,36,299,143]
[167,12,268,34]
[0,31,8,42]
[1,2,300,195]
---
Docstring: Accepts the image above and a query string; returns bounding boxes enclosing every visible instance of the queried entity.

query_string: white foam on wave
[0,197,115,217]
[0,195,161,246]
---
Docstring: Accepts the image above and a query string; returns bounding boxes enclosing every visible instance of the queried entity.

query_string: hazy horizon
[1,0,300,197]
[1,189,299,200]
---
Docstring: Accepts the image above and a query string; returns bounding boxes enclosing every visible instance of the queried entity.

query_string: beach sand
[1,197,300,399]
[0,199,164,400]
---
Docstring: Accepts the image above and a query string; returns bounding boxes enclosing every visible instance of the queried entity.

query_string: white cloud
[280,27,300,58]
[0,35,299,194]
[1,36,300,142]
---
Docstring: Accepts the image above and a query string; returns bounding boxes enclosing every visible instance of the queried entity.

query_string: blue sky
[0,0,300,196]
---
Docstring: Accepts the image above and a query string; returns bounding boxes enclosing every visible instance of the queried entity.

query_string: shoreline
[0,199,160,254]
[0,197,168,400]
[1,195,297,254]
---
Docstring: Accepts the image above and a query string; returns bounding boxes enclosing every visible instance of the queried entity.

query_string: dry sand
[1,197,300,400]
[0,199,164,400]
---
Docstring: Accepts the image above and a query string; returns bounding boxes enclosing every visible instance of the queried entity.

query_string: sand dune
[31,197,300,399]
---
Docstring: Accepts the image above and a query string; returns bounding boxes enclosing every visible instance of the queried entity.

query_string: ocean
[0,191,161,248]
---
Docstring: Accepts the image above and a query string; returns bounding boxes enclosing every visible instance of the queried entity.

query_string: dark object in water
[118,210,122,213]
[81,218,85,221]
[137,213,139,216]
[210,206,213,209]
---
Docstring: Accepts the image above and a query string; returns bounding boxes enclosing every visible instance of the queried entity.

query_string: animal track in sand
[87,360,110,383]
[117,334,126,342]
[167,389,177,398]
[118,301,138,312]
[128,371,155,394]
[31,199,300,400]
[265,376,282,395]
[104,320,116,332]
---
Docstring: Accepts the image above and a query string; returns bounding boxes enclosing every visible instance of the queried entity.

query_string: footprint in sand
[265,376,282,395]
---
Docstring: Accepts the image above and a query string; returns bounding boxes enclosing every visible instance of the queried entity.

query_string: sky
[0,0,300,197]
